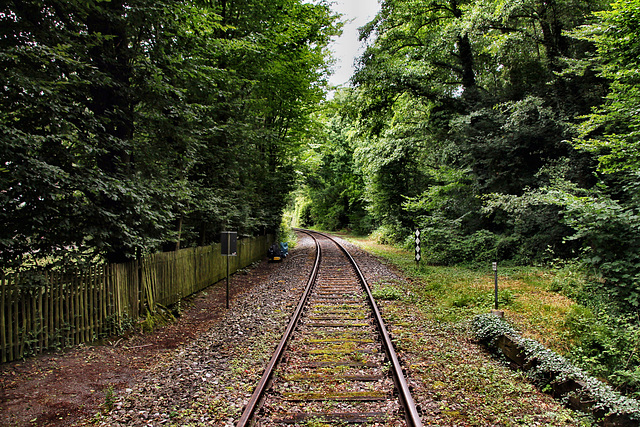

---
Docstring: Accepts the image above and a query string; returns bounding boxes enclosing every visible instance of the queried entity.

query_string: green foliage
[473,313,640,420]
[448,289,514,309]
[344,0,605,267]
[103,384,116,412]
[404,166,499,264]
[371,282,404,301]
[560,0,640,315]
[277,217,298,250]
[294,91,371,234]
[547,260,590,301]
[565,307,640,399]
[370,223,406,246]
[0,0,340,268]
[561,188,640,310]
[572,0,640,174]
[421,226,500,266]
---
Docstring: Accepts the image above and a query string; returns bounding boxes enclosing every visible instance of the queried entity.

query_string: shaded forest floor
[0,260,280,426]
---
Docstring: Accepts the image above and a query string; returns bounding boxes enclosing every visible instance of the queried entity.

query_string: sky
[328,0,381,88]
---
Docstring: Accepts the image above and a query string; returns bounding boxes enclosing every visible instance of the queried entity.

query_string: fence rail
[1,235,273,363]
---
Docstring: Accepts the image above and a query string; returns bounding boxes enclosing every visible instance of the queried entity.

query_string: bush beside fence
[1,235,273,363]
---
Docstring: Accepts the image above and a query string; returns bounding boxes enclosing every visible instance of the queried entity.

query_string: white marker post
[414,229,421,267]
[492,262,503,317]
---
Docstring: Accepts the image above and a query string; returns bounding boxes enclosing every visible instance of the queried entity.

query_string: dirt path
[0,259,280,427]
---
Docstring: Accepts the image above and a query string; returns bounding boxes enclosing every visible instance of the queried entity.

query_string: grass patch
[345,235,577,355]
[339,233,598,424]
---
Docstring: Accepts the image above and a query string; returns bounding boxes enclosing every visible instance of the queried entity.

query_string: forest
[2,0,640,400]
[292,0,640,397]
[1,0,340,266]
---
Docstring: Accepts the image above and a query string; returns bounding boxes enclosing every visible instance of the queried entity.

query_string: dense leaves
[290,0,640,396]
[296,0,637,325]
[298,0,604,256]
[0,0,339,267]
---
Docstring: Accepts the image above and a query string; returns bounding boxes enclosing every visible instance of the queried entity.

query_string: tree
[294,90,370,232]
[0,0,340,268]
[573,0,640,174]
[548,0,640,310]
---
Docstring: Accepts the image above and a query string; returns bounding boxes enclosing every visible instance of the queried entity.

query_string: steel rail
[237,229,422,426]
[236,230,321,427]
[312,231,423,427]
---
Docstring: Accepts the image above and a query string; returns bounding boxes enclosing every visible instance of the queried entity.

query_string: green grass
[345,235,577,355]
[339,233,598,424]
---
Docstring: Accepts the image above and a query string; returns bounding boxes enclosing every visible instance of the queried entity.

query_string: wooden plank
[30,278,37,355]
[111,263,118,331]
[70,270,76,346]
[19,281,26,358]
[82,268,89,343]
[75,268,82,346]
[91,265,98,342]
[64,271,70,347]
[47,272,60,348]
[78,269,84,343]
[133,260,139,317]
[106,264,112,335]
[53,271,59,349]
[282,392,387,402]
[117,264,123,328]
[45,271,51,350]
[91,267,96,341]
[59,271,66,348]
[87,267,93,342]
[11,277,17,361]
[274,412,387,424]
[96,266,102,337]
[105,265,111,336]
[111,264,118,335]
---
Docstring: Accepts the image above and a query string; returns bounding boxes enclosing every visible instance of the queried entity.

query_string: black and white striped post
[414,228,421,267]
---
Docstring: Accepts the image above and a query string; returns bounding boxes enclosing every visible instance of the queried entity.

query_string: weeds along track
[237,230,422,427]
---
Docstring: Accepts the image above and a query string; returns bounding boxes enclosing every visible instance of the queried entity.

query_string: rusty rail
[236,230,422,426]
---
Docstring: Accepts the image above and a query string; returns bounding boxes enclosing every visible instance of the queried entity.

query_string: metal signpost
[492,262,498,310]
[221,231,237,309]
[414,229,421,266]
[492,261,503,317]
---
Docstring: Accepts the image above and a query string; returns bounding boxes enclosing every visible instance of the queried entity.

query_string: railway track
[237,230,422,427]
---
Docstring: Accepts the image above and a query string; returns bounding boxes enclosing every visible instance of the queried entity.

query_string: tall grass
[345,236,576,354]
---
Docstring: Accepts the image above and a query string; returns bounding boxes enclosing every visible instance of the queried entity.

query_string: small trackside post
[221,231,237,309]
[414,228,421,267]
[492,261,503,317]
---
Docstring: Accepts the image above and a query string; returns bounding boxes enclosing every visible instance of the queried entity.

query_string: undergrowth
[344,233,640,402]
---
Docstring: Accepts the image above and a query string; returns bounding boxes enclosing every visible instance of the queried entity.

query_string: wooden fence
[1,235,273,363]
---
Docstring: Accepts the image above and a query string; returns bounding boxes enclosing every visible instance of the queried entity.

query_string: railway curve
[237,230,422,427]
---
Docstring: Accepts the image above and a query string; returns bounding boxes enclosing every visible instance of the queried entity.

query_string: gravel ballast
[2,231,590,426]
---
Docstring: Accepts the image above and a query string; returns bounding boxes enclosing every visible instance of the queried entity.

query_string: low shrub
[421,227,499,265]
[371,223,406,245]
[565,307,640,399]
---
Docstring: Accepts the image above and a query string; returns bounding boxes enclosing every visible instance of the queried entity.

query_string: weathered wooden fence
[1,235,273,363]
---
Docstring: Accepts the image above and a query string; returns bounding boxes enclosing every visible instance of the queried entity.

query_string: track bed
[238,231,421,427]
